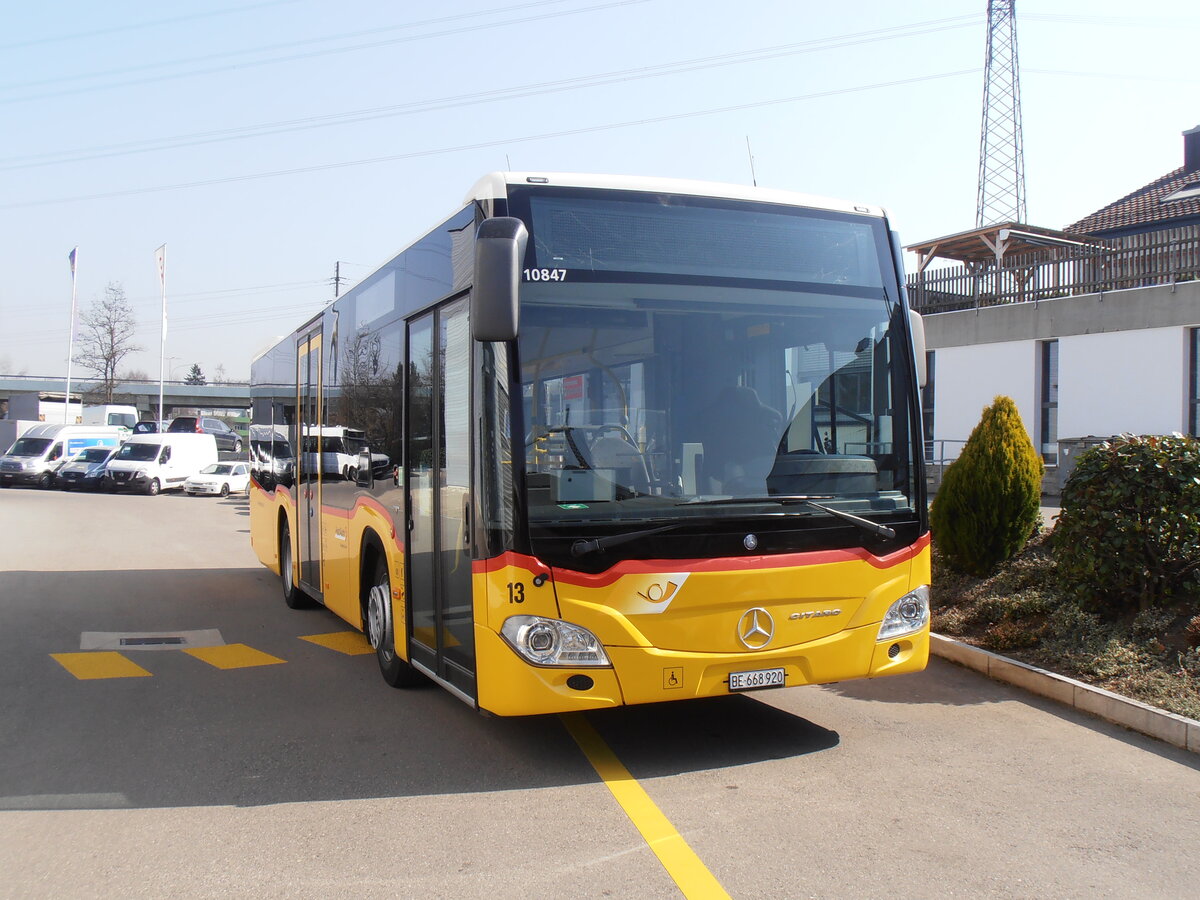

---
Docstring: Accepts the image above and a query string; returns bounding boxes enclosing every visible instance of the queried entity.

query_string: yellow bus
[248,172,931,715]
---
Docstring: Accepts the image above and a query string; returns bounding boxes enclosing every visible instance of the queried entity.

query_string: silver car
[55,446,119,491]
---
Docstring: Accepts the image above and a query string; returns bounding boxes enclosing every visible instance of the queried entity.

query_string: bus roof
[465,172,887,219]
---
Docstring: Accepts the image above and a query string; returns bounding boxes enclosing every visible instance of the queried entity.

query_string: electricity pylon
[976,0,1026,227]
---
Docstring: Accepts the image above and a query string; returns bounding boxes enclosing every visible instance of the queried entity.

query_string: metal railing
[924,439,966,489]
[909,227,1200,313]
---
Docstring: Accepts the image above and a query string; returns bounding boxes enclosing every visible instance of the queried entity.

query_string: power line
[17,299,323,345]
[0,0,647,104]
[0,15,979,171]
[0,0,303,51]
[1,67,979,211]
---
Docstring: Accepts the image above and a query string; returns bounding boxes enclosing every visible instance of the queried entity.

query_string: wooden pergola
[906,223,1107,309]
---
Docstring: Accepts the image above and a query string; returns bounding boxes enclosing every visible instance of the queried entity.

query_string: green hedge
[1055,434,1200,613]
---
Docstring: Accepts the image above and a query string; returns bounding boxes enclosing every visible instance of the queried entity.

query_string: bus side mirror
[472,217,528,342]
[908,309,927,388]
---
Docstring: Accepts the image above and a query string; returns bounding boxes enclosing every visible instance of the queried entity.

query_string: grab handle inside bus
[472,217,528,342]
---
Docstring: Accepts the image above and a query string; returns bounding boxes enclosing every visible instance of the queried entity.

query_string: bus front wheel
[279,520,310,609]
[366,556,426,688]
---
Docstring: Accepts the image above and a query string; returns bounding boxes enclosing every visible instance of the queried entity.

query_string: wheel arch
[277,506,294,574]
[358,529,387,620]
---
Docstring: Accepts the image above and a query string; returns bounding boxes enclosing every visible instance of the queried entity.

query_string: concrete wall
[1059,327,1188,438]
[930,341,1038,455]
[925,281,1200,465]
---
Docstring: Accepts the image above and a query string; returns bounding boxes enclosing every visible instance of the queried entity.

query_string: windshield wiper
[570,523,683,558]
[680,495,896,540]
[798,499,896,540]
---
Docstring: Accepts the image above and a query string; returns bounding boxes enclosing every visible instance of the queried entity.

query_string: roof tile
[1066,165,1200,235]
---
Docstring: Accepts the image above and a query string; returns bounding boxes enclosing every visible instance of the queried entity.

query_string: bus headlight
[501,615,610,667]
[877,586,930,641]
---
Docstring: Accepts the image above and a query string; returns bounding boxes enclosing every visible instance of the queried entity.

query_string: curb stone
[931,633,1200,755]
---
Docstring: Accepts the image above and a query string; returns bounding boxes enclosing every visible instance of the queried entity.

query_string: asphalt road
[1,486,1198,899]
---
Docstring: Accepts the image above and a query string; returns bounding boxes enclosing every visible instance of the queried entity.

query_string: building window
[1040,340,1059,464]
[1190,328,1200,438]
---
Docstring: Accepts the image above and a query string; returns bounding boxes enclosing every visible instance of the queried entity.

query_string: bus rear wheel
[366,556,426,688]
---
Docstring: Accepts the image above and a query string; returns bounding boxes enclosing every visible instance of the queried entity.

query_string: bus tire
[366,555,426,688]
[279,519,310,609]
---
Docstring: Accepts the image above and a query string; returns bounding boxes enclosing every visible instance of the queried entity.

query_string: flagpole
[156,245,167,428]
[65,247,79,424]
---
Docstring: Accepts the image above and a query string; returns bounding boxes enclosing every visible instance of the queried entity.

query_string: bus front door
[406,299,476,701]
[297,329,323,599]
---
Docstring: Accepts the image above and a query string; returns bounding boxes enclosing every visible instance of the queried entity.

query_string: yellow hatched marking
[561,713,731,900]
[184,643,285,670]
[51,652,153,680]
[300,632,374,656]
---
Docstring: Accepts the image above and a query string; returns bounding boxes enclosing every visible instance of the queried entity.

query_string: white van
[82,404,139,436]
[0,423,125,488]
[105,433,218,495]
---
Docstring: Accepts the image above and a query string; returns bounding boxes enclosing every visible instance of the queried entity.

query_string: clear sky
[2,0,1196,381]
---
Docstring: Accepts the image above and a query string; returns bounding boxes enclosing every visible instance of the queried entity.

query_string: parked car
[0,424,124,488]
[184,462,250,497]
[56,446,120,491]
[132,421,160,434]
[167,416,242,453]
[106,433,219,495]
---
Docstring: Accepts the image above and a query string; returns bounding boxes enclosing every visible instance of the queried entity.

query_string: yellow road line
[51,652,152,680]
[300,632,374,655]
[561,713,731,900]
[184,643,285,669]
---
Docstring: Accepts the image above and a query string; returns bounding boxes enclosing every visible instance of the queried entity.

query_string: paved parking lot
[2,487,1199,899]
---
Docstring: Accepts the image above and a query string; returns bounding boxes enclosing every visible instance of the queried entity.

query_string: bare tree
[213,363,227,385]
[74,283,142,403]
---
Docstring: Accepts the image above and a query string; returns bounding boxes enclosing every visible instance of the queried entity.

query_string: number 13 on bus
[248,172,931,716]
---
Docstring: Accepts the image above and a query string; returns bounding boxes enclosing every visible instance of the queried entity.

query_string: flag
[68,246,77,276]
[155,244,167,340]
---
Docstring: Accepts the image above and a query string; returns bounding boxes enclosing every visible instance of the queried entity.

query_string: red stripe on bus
[472,534,930,585]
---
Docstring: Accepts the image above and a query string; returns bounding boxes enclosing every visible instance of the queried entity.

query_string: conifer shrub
[930,395,1044,576]
[1054,434,1200,614]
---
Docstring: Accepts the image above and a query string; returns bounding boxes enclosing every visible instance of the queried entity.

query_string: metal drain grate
[80,630,225,652]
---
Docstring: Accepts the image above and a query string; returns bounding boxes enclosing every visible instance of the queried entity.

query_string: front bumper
[107,471,147,491]
[475,622,929,716]
[0,469,42,485]
[185,483,225,495]
[58,471,104,488]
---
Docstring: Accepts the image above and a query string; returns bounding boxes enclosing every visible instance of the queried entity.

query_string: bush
[1054,434,1200,614]
[930,395,1044,576]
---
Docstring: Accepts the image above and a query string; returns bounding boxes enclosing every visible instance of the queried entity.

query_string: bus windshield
[510,188,919,539]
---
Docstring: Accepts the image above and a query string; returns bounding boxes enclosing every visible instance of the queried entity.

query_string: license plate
[728,667,786,692]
